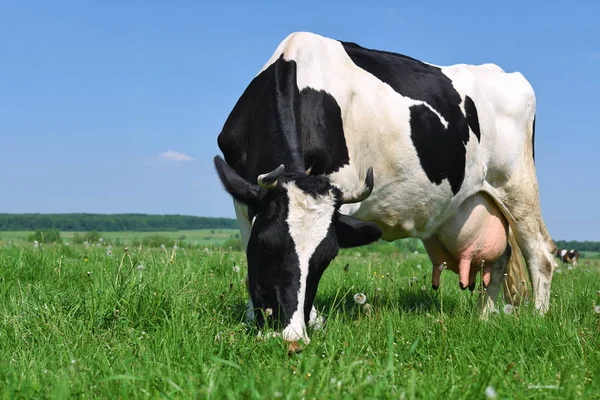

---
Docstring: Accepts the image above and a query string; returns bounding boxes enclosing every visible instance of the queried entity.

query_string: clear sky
[1,1,599,241]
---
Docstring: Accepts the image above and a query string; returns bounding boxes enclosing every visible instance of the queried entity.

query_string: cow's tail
[503,227,530,305]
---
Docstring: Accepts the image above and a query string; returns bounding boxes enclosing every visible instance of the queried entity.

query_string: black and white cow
[556,249,579,266]
[214,32,557,346]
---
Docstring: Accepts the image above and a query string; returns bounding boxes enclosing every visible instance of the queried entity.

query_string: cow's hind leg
[508,211,555,313]
[489,180,557,314]
[478,244,511,316]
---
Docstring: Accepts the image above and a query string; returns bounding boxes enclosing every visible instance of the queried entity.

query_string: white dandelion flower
[555,269,562,274]
[503,304,514,315]
[106,249,112,256]
[414,250,419,255]
[594,305,600,314]
[233,265,240,273]
[99,238,104,243]
[33,240,39,248]
[353,293,367,305]
[416,264,422,269]
[204,247,210,254]
[173,245,178,250]
[265,308,273,317]
[484,385,497,399]
[160,244,165,249]
[137,265,144,271]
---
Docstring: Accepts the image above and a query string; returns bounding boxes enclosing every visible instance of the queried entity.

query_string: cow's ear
[214,156,266,208]
[334,214,382,248]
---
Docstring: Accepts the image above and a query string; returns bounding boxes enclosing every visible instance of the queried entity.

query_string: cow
[214,32,557,348]
[556,249,579,267]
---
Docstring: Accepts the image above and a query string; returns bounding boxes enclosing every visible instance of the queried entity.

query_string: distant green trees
[555,240,600,252]
[0,213,239,232]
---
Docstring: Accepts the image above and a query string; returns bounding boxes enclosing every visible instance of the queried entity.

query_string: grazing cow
[556,249,579,266]
[214,32,557,347]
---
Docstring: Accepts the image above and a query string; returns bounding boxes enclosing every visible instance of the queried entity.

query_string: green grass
[580,251,600,261]
[1,242,599,399]
[0,229,239,246]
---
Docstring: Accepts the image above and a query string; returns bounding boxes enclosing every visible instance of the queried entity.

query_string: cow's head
[214,156,382,344]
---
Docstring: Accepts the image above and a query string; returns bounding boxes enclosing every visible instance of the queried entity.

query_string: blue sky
[1,1,599,240]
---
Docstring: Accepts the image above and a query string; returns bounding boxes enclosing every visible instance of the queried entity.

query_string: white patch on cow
[281,181,336,343]
[560,249,567,258]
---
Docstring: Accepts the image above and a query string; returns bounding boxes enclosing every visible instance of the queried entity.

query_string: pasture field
[1,242,599,399]
[0,230,239,246]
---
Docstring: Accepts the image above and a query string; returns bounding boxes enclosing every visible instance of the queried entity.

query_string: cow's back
[220,32,537,238]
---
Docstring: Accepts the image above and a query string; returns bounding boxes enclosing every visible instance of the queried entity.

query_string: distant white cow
[557,249,579,266]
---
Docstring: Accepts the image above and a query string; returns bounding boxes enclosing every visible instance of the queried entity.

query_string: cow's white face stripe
[281,182,336,343]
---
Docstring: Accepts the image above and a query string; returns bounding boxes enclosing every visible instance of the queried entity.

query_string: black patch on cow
[246,184,300,329]
[217,55,349,188]
[532,115,536,162]
[408,105,468,194]
[300,88,350,175]
[341,41,479,195]
[464,96,481,142]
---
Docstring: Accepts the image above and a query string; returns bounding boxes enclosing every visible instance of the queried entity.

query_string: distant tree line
[555,240,600,252]
[0,213,239,232]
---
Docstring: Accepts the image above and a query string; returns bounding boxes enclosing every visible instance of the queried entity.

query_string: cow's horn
[341,166,374,204]
[257,164,285,189]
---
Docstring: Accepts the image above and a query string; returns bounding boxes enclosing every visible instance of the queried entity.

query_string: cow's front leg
[244,275,255,323]
[308,305,326,330]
